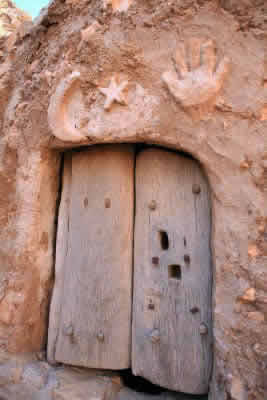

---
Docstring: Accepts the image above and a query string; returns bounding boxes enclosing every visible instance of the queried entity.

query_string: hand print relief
[162,38,230,119]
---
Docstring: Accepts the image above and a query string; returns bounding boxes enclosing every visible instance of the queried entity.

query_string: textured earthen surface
[0,0,31,38]
[0,0,266,399]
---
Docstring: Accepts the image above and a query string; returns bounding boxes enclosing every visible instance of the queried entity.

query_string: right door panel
[132,148,212,395]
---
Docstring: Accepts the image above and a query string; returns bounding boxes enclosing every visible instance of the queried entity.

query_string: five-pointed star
[99,77,128,111]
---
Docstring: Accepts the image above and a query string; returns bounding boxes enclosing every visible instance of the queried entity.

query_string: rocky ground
[0,356,208,400]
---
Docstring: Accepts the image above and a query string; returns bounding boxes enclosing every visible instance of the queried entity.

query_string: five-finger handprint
[162,38,230,119]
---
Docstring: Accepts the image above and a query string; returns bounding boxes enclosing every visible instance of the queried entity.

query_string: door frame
[48,143,214,395]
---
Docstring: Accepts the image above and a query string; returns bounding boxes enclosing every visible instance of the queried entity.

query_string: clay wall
[0,1,266,399]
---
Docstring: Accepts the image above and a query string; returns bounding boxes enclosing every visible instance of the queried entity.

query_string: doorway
[48,144,212,395]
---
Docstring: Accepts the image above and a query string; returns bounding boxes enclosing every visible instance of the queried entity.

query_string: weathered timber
[132,148,212,394]
[47,153,72,363]
[50,145,134,369]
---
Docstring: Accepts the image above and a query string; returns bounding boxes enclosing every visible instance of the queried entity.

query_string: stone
[248,244,260,258]
[81,21,101,43]
[239,288,256,303]
[247,312,265,322]
[240,160,250,169]
[53,375,120,400]
[0,383,39,400]
[103,0,133,12]
[0,361,22,385]
[260,105,267,120]
[253,343,267,357]
[22,362,49,390]
[230,377,247,400]
[0,0,31,39]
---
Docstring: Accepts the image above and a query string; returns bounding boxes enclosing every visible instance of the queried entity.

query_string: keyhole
[168,265,182,280]
[159,231,169,250]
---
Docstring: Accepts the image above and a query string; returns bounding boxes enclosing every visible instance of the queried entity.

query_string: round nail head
[199,323,208,335]
[190,306,199,314]
[184,254,190,264]
[192,184,201,194]
[149,200,157,210]
[152,256,159,266]
[105,198,111,208]
[63,324,73,337]
[97,331,105,342]
[149,329,160,343]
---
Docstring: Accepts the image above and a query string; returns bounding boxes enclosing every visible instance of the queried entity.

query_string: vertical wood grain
[132,148,212,394]
[52,145,134,369]
[47,153,72,363]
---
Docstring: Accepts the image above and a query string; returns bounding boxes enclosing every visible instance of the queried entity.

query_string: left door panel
[48,145,135,369]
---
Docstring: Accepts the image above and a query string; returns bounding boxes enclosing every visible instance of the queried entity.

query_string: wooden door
[48,145,134,369]
[132,148,212,394]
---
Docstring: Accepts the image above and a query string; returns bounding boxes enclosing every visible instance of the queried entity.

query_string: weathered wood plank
[132,148,212,394]
[53,145,134,369]
[47,153,72,364]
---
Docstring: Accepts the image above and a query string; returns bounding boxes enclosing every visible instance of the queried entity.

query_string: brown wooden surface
[47,153,72,363]
[52,145,134,369]
[132,148,212,394]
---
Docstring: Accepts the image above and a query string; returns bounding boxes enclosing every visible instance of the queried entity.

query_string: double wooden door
[48,145,212,395]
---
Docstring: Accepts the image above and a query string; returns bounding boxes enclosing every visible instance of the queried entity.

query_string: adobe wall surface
[0,0,266,399]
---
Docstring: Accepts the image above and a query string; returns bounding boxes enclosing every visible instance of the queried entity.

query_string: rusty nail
[105,198,111,208]
[97,331,105,342]
[199,323,208,335]
[152,256,159,266]
[148,300,155,310]
[192,184,201,194]
[190,306,199,314]
[184,254,190,264]
[149,200,157,210]
[149,329,160,343]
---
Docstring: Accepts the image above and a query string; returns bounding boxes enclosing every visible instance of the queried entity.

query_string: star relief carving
[99,77,129,111]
